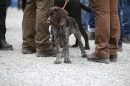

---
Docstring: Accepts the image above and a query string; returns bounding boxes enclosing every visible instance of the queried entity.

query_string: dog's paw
[64,60,71,64]
[54,61,62,64]
[82,54,88,58]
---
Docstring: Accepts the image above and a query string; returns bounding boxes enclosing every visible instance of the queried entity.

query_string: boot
[87,53,110,63]
[88,32,95,40]
[36,48,57,57]
[110,55,117,62]
[0,39,13,50]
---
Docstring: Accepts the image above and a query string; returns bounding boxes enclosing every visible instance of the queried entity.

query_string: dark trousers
[0,0,7,39]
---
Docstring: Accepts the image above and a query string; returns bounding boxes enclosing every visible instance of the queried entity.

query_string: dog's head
[46,6,68,26]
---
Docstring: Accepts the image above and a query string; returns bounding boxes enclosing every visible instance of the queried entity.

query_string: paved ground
[0,9,130,86]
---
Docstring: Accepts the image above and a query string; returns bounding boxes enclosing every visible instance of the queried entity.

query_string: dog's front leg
[54,38,62,64]
[53,28,62,64]
[63,28,71,63]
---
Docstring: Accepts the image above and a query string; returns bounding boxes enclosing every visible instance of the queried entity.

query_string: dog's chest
[54,27,67,38]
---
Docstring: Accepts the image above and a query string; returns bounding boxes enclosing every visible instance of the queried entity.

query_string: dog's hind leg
[73,21,88,58]
[74,32,88,58]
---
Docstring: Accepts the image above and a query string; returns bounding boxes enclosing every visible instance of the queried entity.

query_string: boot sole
[36,53,56,57]
[88,58,110,64]
[110,58,117,62]
[22,50,36,54]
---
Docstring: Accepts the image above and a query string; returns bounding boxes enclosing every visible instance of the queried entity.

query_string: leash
[62,0,69,9]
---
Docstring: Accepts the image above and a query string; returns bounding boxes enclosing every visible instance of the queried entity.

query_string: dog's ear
[57,8,68,26]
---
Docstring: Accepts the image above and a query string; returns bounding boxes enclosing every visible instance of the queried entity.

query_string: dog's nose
[47,16,51,21]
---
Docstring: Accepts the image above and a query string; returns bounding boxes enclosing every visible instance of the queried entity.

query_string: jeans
[118,0,123,47]
[80,0,89,31]
[88,11,95,32]
[123,0,130,37]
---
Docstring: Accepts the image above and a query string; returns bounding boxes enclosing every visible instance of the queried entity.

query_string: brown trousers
[22,0,54,52]
[90,0,120,57]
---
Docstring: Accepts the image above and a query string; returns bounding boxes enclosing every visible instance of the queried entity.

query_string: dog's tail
[79,3,92,13]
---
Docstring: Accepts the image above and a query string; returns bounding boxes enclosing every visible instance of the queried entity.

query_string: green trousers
[0,0,7,39]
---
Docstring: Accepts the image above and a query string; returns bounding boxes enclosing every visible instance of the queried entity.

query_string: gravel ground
[0,9,130,86]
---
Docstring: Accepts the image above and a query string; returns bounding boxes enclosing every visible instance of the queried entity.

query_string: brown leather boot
[87,53,110,63]
[36,48,57,57]
[0,39,13,50]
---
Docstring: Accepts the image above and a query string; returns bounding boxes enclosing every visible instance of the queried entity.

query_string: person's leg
[35,0,56,57]
[22,0,36,53]
[109,0,120,61]
[122,0,130,43]
[80,0,89,32]
[88,10,95,40]
[0,0,7,39]
[88,0,110,63]
[118,0,123,51]
[88,13,95,32]
[0,0,13,50]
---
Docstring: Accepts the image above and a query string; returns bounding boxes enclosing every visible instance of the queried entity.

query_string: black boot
[0,39,13,50]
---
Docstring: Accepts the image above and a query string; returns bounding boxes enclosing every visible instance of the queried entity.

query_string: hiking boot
[36,48,57,57]
[0,39,13,50]
[110,55,117,62]
[22,49,36,54]
[87,53,110,63]
[88,32,95,40]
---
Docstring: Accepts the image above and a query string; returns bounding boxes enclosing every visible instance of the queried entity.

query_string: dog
[22,0,91,50]
[46,6,88,64]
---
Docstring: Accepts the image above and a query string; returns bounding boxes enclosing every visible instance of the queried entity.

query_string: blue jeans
[80,0,89,31]
[88,4,95,33]
[118,0,123,47]
[123,0,130,37]
[88,12,95,28]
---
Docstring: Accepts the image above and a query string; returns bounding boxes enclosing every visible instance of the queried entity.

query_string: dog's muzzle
[47,17,52,25]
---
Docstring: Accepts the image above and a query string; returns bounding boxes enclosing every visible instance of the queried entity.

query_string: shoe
[117,47,123,51]
[110,55,117,62]
[87,53,110,63]
[0,39,13,50]
[123,37,130,44]
[22,49,36,54]
[36,48,57,57]
[88,32,95,40]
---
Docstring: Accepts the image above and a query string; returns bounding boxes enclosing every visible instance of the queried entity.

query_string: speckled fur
[47,7,88,64]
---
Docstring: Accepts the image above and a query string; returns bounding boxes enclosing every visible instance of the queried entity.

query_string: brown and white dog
[47,6,88,64]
